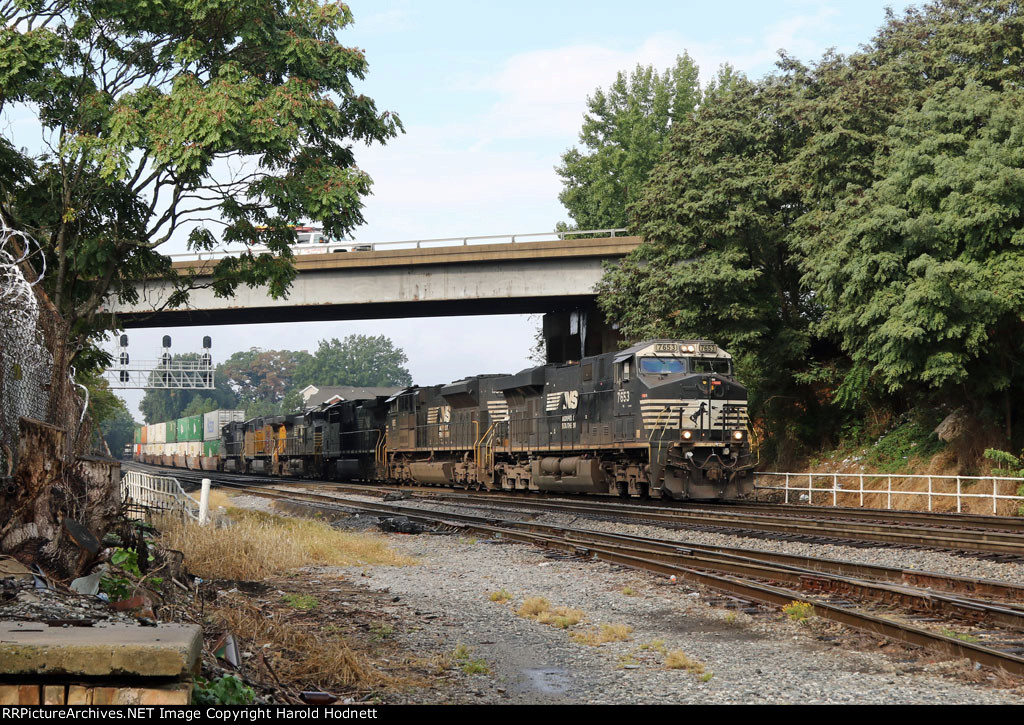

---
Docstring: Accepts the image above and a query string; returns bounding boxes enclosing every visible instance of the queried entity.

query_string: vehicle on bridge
[134,339,754,500]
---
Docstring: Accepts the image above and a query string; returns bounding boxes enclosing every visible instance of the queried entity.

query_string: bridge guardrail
[167,228,630,263]
[754,471,1024,515]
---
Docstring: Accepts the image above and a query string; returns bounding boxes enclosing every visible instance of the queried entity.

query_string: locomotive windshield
[639,357,686,375]
[691,358,731,375]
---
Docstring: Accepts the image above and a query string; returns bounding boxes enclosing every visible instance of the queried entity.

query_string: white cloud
[467,8,841,143]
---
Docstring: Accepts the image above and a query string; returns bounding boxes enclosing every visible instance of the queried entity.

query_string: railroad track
[128,464,1024,676]
[125,461,1024,557]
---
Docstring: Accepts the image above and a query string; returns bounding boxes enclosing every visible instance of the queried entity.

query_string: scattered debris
[378,516,424,534]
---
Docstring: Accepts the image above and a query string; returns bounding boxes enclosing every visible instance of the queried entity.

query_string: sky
[16,0,918,416]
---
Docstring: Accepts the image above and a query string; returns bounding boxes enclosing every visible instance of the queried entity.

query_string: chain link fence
[0,220,93,478]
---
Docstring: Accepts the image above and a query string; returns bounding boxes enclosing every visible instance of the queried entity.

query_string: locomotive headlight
[732,430,744,441]
[682,430,693,440]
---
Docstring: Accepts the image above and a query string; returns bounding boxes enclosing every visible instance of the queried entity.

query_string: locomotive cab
[614,340,752,500]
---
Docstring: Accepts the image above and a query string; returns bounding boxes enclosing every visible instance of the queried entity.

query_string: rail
[167,228,630,263]
[120,469,203,522]
[754,471,1024,514]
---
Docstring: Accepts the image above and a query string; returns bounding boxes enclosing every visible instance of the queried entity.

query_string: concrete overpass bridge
[113,229,642,361]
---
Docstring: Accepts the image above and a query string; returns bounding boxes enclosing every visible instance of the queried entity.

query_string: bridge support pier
[543,304,619,364]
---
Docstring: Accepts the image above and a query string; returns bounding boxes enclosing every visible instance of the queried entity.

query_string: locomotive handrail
[473,422,498,476]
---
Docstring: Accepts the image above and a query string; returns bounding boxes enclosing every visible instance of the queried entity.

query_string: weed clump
[516,597,584,629]
[570,623,633,646]
[782,600,814,622]
[665,650,707,676]
[451,644,490,675]
[516,597,551,617]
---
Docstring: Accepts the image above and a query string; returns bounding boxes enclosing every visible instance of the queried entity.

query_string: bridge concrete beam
[115,236,641,329]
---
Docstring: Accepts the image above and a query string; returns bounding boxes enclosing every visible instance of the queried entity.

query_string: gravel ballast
[322,532,1024,704]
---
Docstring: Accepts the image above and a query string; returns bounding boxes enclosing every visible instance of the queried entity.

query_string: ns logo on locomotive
[133,340,754,501]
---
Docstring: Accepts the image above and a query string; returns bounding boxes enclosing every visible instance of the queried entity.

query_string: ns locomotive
[136,339,755,500]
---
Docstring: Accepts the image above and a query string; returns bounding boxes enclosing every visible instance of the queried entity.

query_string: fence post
[928,476,932,512]
[859,474,863,508]
[199,478,211,525]
[808,473,812,505]
[887,476,891,510]
[956,477,962,513]
[993,476,998,515]
[833,473,837,507]
[785,473,790,504]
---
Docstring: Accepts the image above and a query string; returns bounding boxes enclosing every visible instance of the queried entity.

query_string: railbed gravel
[280,487,1024,584]
[321,533,1024,704]
[232,487,1024,703]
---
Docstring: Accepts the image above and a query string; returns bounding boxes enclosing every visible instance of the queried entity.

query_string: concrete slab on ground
[0,621,201,678]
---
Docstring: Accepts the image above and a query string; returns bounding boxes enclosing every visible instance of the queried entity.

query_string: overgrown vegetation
[0,1,402,376]
[576,1,1024,467]
[158,508,415,580]
[208,593,388,691]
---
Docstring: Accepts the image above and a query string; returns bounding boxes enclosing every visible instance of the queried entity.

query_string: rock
[934,408,970,443]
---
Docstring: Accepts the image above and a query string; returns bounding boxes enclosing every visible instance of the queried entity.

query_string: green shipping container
[176,415,203,441]
[134,427,141,444]
[165,420,177,444]
[203,440,220,457]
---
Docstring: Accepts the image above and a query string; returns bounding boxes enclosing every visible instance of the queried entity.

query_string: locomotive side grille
[545,392,562,412]
[427,407,439,424]
[486,400,510,422]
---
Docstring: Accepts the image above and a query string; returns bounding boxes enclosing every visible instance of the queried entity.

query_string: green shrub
[192,675,255,705]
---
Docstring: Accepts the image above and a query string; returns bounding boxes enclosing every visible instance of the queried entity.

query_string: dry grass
[639,639,668,654]
[536,607,584,629]
[158,508,415,580]
[515,597,584,629]
[570,623,633,646]
[665,649,706,675]
[488,589,512,603]
[516,596,551,618]
[209,594,385,690]
[188,487,235,512]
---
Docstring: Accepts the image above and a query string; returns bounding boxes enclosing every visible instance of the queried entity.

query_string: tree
[596,65,831,461]
[101,406,136,459]
[0,0,402,372]
[799,81,1024,438]
[221,347,312,409]
[556,54,701,230]
[294,335,412,388]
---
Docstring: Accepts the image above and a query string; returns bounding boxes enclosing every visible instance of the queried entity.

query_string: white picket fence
[753,471,1024,514]
[120,469,210,523]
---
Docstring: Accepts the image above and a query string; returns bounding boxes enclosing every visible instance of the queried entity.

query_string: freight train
[133,339,754,500]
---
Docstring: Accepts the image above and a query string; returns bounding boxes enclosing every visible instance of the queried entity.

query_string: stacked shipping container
[134,410,245,469]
